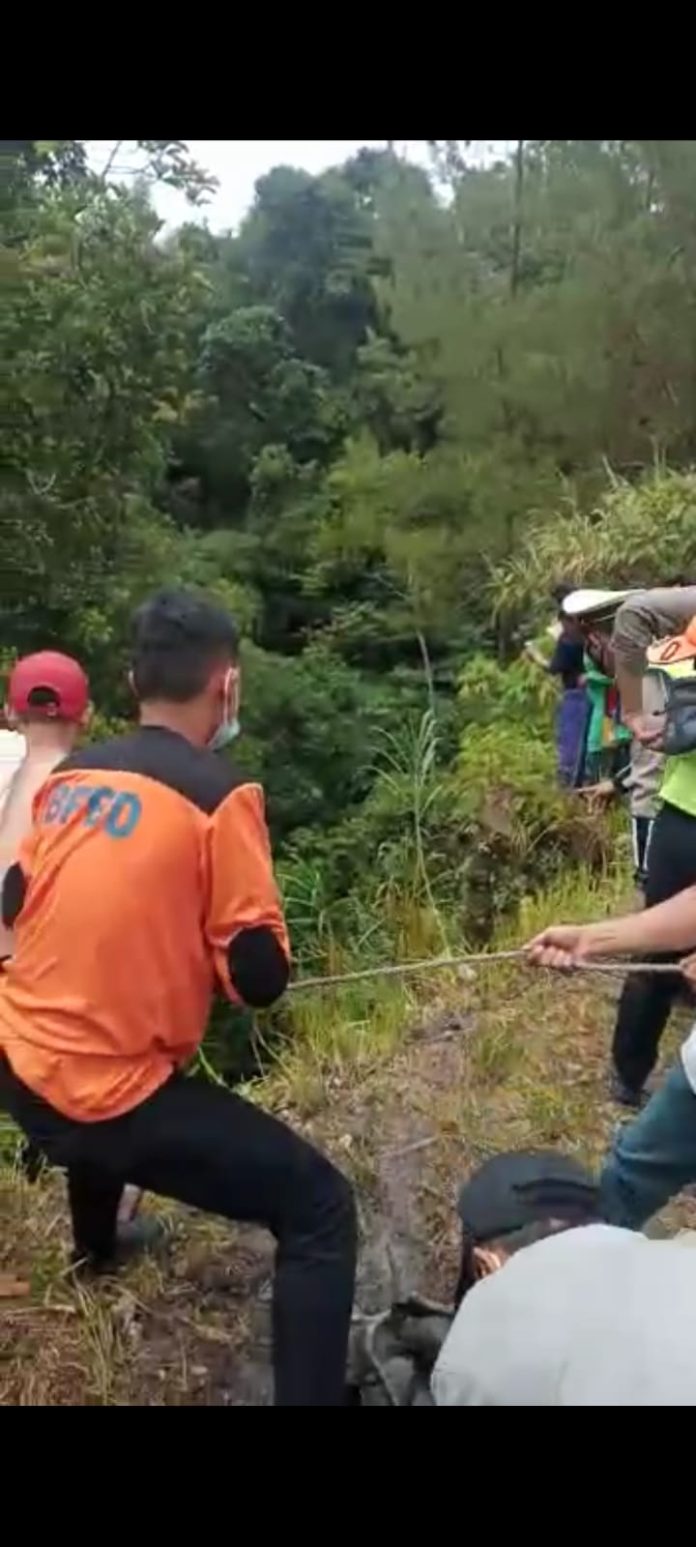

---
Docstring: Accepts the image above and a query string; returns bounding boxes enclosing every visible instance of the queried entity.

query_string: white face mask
[208,713,240,753]
[207,670,240,753]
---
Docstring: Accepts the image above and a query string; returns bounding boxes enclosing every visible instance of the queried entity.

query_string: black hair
[17,685,62,724]
[27,686,60,709]
[131,588,239,704]
[454,1215,600,1307]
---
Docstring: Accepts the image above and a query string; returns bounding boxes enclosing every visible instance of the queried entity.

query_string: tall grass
[262,846,634,1114]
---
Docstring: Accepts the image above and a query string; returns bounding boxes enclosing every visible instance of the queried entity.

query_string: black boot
[71,1215,169,1275]
[608,1071,648,1110]
[19,1141,45,1183]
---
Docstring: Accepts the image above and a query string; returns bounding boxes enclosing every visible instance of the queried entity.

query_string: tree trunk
[511,139,525,297]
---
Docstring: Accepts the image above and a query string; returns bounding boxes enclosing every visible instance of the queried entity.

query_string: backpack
[346,1294,452,1407]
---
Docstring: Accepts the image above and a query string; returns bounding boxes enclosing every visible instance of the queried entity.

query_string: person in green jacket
[561,590,634,786]
[582,655,632,784]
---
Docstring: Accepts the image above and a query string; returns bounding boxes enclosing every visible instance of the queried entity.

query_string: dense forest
[5,138,696,1014]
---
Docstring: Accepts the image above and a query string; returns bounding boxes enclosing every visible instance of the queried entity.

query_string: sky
[86,141,510,234]
[86,140,433,233]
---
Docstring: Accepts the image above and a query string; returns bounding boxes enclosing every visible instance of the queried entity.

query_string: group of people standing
[529,585,664,889]
[545,585,632,791]
[429,579,696,1406]
[2,578,696,1406]
[537,581,696,1108]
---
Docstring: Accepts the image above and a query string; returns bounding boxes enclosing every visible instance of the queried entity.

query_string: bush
[277,669,613,973]
[491,466,696,634]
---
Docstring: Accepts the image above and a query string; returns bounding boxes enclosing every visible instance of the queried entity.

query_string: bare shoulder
[0,750,62,858]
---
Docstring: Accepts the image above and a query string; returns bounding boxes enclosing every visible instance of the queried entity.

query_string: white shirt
[0,735,61,960]
[0,730,26,818]
[681,1022,696,1094]
[0,731,26,958]
[432,1224,696,1406]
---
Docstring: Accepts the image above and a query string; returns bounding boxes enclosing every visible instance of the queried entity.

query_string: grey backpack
[346,1294,452,1407]
[664,674,696,756]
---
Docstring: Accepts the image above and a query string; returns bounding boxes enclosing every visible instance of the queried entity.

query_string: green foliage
[458,651,557,726]
[352,333,442,454]
[234,642,421,841]
[306,435,500,669]
[178,304,347,528]
[6,140,696,1090]
[236,165,383,377]
[276,642,612,996]
[1,174,210,656]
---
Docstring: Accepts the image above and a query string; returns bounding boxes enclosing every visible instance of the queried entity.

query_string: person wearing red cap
[1,652,145,1222]
[1,653,91,1183]
[1,652,90,963]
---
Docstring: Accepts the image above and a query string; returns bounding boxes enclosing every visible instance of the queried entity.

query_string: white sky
[86,141,510,234]
[86,140,430,233]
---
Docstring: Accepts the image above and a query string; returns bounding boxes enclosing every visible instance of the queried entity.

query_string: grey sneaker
[114,1214,169,1263]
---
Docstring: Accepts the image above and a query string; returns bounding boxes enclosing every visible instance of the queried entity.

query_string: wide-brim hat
[561,588,637,622]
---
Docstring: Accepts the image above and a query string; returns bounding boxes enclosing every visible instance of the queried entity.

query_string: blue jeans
[600,1058,696,1229]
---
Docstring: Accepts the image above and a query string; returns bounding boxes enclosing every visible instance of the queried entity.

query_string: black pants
[612,802,696,1091]
[0,1060,357,1407]
[630,814,654,890]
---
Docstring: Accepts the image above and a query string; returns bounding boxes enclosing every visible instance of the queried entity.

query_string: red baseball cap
[7,651,90,721]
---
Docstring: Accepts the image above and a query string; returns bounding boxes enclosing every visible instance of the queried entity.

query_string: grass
[264,855,632,1115]
[1,853,695,1403]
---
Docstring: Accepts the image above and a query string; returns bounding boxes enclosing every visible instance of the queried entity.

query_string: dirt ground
[1,966,694,1405]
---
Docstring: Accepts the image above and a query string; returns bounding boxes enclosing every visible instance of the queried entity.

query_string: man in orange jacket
[0,589,356,1406]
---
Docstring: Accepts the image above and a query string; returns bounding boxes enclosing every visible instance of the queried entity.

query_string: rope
[287,949,684,994]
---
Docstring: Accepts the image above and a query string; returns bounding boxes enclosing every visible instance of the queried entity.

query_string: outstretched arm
[523,642,549,671]
[526,884,696,969]
[612,586,696,722]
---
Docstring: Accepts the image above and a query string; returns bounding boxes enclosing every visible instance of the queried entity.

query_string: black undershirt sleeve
[2,863,27,928]
[3,851,289,1003]
[3,860,289,1004]
[227,925,290,1008]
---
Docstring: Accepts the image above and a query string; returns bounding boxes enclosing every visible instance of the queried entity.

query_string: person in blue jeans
[527,887,696,1229]
[524,586,589,788]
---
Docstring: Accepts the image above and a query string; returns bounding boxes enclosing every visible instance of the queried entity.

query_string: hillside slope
[2,897,694,1405]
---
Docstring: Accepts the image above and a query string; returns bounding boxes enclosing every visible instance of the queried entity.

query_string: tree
[170,304,346,528]
[235,165,385,377]
[7,136,696,918]
[1,163,211,657]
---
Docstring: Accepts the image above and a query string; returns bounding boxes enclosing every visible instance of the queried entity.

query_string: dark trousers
[600,1058,696,1228]
[630,814,654,890]
[0,1060,357,1407]
[611,802,696,1092]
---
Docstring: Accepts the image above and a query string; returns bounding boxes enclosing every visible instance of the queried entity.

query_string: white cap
[561,588,637,619]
